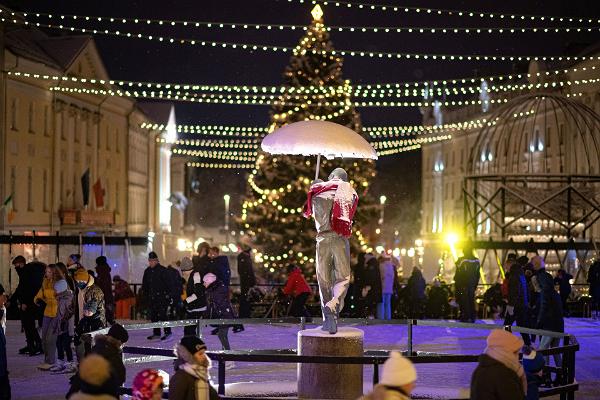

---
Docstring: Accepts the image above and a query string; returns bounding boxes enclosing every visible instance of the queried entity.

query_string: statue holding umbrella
[261,120,377,333]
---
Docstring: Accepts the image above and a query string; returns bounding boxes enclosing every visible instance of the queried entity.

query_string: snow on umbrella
[261,120,377,179]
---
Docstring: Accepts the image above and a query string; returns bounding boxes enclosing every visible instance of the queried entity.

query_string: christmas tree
[241,5,378,277]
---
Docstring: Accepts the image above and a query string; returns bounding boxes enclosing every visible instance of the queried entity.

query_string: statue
[303,167,358,334]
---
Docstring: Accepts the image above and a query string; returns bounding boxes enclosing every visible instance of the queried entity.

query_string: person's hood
[94,334,123,352]
[95,264,111,274]
[86,275,95,288]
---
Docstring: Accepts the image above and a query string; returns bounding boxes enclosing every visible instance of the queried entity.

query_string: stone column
[297,327,364,399]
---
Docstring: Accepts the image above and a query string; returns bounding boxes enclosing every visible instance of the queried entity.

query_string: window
[43,169,49,212]
[10,167,17,212]
[44,106,50,136]
[28,102,35,133]
[10,98,17,130]
[27,167,33,211]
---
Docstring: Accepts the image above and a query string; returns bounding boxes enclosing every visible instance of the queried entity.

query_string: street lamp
[379,195,387,225]
[224,194,230,246]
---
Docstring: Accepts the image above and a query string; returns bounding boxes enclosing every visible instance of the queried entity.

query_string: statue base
[297,327,364,399]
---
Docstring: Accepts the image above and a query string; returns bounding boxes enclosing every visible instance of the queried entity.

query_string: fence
[86,318,579,400]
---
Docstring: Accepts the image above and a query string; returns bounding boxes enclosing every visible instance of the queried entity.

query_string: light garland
[19,10,600,35]
[287,0,600,24]
[5,17,600,63]
[186,161,255,169]
[173,148,257,161]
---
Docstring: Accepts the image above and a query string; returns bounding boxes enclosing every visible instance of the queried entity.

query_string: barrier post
[407,320,414,356]
[218,359,226,395]
[372,362,379,386]
[300,316,306,331]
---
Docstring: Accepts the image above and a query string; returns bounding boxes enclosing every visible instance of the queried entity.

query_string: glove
[506,305,514,316]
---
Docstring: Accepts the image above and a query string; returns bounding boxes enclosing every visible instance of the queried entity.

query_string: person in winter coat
[51,279,76,373]
[504,258,531,346]
[207,247,231,287]
[73,301,105,361]
[74,269,106,327]
[11,255,45,356]
[377,255,396,320]
[68,354,119,400]
[588,260,600,317]
[359,351,417,400]
[426,279,450,318]
[406,267,426,319]
[282,264,312,318]
[192,242,211,276]
[94,257,114,324]
[554,269,573,317]
[165,263,183,320]
[362,254,382,318]
[470,329,527,400]
[204,273,235,357]
[170,336,219,400]
[132,369,164,400]
[0,289,11,400]
[237,246,256,321]
[455,247,481,322]
[522,346,545,400]
[113,276,135,320]
[142,252,172,340]
[34,264,61,370]
[185,261,208,337]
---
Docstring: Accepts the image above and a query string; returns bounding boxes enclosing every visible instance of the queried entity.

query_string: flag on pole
[93,178,105,208]
[81,168,90,207]
[2,194,15,223]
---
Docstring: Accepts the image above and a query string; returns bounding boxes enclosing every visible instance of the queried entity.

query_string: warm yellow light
[445,232,460,261]
[379,195,387,204]
[375,228,381,234]
[311,4,324,20]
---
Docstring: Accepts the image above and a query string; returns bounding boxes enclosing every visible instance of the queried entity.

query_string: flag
[2,194,15,223]
[93,178,105,208]
[81,168,90,207]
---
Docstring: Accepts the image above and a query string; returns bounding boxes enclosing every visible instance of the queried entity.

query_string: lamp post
[224,194,230,246]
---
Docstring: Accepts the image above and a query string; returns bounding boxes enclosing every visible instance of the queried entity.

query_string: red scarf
[303,180,358,237]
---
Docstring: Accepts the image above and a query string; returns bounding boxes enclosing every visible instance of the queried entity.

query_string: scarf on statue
[484,346,527,395]
[303,178,358,237]
[181,363,210,400]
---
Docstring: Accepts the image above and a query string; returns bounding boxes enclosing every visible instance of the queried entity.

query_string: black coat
[363,258,382,303]
[207,256,231,287]
[185,269,207,312]
[95,264,114,305]
[12,262,45,306]
[554,273,573,297]
[537,286,564,332]
[237,251,256,290]
[192,255,210,276]
[470,354,524,400]
[0,309,6,377]
[142,264,171,305]
[588,262,600,299]
[407,272,426,301]
[508,265,529,309]
[73,315,105,347]
[206,280,235,320]
[166,266,183,299]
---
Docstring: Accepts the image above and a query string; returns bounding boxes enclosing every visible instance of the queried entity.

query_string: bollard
[407,320,414,356]
[300,316,306,331]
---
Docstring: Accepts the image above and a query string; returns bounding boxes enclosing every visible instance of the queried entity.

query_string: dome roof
[469,93,600,176]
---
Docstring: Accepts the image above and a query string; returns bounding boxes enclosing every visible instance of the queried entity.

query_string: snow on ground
[7,318,600,399]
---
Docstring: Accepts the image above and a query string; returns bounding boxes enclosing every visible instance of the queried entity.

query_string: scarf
[303,178,358,237]
[485,346,527,395]
[181,363,210,400]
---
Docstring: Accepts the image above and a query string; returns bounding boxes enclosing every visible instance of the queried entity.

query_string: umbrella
[261,120,377,179]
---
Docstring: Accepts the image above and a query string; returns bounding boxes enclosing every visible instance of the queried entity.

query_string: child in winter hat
[132,369,164,400]
[361,351,417,400]
[170,336,213,400]
[69,354,118,400]
[523,346,545,400]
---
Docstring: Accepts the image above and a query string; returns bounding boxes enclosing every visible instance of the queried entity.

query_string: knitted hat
[54,279,68,294]
[179,336,207,355]
[379,351,417,387]
[486,329,524,353]
[11,255,26,265]
[96,256,107,265]
[84,301,98,314]
[108,323,129,344]
[74,268,90,282]
[203,273,217,286]
[79,354,111,387]
[148,251,159,261]
[180,256,194,271]
[522,347,545,373]
[132,369,163,400]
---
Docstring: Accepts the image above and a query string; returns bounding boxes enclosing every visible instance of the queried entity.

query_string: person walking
[377,255,396,320]
[169,336,218,400]
[588,260,600,318]
[113,276,136,320]
[11,255,45,356]
[207,247,231,287]
[282,264,312,318]
[34,264,60,370]
[50,278,76,373]
[460,246,481,322]
[359,351,417,400]
[166,263,184,320]
[184,260,208,337]
[142,252,172,340]
[504,257,531,346]
[237,246,256,322]
[470,329,527,400]
[94,257,115,324]
[204,273,235,365]
[554,269,573,317]
[406,267,426,319]
[73,269,106,327]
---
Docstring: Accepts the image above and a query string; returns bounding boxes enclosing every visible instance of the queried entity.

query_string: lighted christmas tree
[241,5,377,277]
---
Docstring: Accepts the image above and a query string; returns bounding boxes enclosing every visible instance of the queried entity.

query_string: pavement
[6,318,599,399]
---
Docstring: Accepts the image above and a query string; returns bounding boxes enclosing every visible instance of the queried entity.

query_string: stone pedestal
[297,327,364,399]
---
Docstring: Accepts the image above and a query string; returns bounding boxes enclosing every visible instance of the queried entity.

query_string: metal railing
[85,318,579,400]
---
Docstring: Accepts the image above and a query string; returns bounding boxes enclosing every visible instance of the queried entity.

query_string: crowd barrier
[85,318,579,400]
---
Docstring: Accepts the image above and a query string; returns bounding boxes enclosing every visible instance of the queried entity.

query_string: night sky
[8,0,600,236]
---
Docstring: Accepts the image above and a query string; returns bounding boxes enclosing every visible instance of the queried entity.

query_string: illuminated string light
[186,161,255,169]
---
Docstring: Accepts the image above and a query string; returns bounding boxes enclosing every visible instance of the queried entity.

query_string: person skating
[73,269,106,327]
[142,252,172,340]
[359,351,417,400]
[132,369,164,400]
[34,264,61,370]
[470,329,527,400]
[185,259,208,337]
[68,354,119,400]
[169,336,219,400]
[11,255,44,356]
[554,269,573,317]
[207,247,231,287]
[204,273,235,368]
[236,246,256,331]
[406,267,426,319]
[94,257,115,324]
[282,264,312,318]
[458,246,481,322]
[377,254,397,320]
[504,257,531,346]
[73,301,105,361]
[50,278,76,373]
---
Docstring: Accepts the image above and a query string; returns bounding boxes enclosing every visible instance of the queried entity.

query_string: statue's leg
[327,236,351,317]
[316,235,337,334]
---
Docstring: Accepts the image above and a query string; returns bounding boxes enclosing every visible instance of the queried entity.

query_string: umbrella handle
[315,154,321,181]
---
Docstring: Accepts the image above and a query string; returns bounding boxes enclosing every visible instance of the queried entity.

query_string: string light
[186,161,255,169]
[6,17,600,63]
[18,10,600,35]
[286,0,600,24]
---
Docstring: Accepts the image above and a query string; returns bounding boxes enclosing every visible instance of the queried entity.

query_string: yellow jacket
[34,278,58,318]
